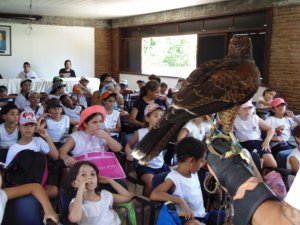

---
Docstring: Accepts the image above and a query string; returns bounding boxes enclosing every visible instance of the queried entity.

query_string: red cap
[270,98,287,108]
[77,105,106,131]
[100,91,116,101]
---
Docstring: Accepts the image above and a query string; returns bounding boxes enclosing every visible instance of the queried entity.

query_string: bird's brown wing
[157,59,260,127]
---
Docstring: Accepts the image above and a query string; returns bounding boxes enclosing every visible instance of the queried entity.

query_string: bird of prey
[132,35,261,163]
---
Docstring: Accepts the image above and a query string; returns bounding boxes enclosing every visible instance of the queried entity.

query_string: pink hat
[18,111,37,125]
[241,100,254,108]
[270,98,287,108]
[144,103,164,116]
[77,105,106,131]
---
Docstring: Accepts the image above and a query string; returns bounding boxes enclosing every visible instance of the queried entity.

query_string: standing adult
[59,60,76,78]
[17,62,37,79]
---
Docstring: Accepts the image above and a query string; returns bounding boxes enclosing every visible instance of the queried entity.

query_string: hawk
[133,35,261,162]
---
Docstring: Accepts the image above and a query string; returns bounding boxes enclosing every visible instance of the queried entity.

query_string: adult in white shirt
[17,62,37,79]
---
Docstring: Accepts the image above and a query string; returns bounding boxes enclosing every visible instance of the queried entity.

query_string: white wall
[0,23,94,78]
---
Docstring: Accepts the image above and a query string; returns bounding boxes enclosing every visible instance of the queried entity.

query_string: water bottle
[277,130,288,147]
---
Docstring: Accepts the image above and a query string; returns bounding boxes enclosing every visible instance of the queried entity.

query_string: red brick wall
[112,28,121,82]
[269,5,300,113]
[94,28,112,78]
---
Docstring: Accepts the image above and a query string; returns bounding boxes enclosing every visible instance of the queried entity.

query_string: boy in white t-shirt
[0,104,19,162]
[39,98,70,149]
[14,78,31,110]
[60,93,83,125]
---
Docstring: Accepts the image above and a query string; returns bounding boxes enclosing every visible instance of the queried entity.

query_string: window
[121,9,271,84]
[142,35,197,77]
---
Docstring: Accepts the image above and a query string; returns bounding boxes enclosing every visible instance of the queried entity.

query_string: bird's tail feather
[132,122,185,163]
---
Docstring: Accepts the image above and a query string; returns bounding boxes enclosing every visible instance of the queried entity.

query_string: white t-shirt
[63,105,82,122]
[138,128,164,168]
[287,148,300,187]
[285,171,300,210]
[5,137,50,165]
[166,169,206,218]
[14,93,30,110]
[46,115,70,143]
[265,116,297,142]
[70,131,107,157]
[0,124,18,149]
[234,115,261,142]
[17,71,37,79]
[103,110,120,137]
[23,105,44,119]
[79,95,88,108]
[47,94,60,100]
[0,190,8,224]
[256,96,270,109]
[70,190,120,225]
[183,120,211,141]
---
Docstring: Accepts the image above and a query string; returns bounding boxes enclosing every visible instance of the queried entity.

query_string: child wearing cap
[39,98,70,149]
[101,91,121,142]
[59,105,122,168]
[265,98,300,165]
[233,100,277,168]
[14,78,32,110]
[48,82,66,100]
[23,91,44,119]
[0,104,19,161]
[5,111,59,198]
[126,103,169,197]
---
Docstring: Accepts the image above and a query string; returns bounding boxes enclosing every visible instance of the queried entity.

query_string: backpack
[5,150,48,186]
[113,202,137,225]
[157,202,182,225]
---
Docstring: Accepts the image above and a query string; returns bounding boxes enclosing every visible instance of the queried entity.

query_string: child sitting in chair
[150,137,225,225]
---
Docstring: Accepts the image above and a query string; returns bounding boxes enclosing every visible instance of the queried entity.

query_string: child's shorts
[136,163,170,179]
[239,140,271,158]
[180,210,225,225]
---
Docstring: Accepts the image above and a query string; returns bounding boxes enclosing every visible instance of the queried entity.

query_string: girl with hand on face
[66,161,132,225]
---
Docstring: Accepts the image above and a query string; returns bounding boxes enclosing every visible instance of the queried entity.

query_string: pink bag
[264,170,287,200]
[74,151,126,179]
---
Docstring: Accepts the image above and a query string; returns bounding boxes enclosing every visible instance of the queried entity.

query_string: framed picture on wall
[0,25,11,56]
